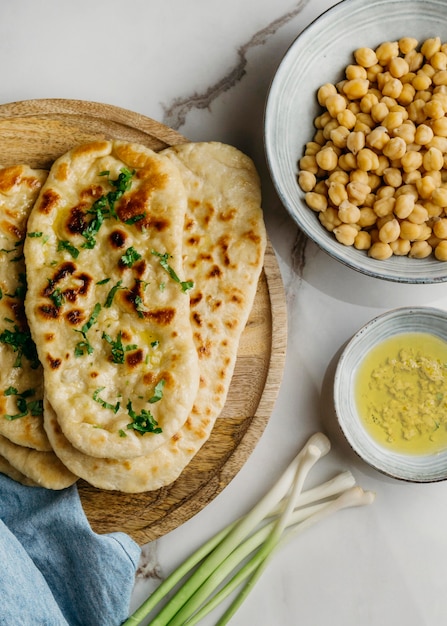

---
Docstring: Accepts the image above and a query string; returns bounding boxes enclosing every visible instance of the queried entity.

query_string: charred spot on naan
[109,229,127,249]
[38,189,61,215]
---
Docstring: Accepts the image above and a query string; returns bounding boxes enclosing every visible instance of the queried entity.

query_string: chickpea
[408,203,429,224]
[405,49,424,72]
[371,102,390,123]
[358,207,377,227]
[407,98,427,123]
[338,200,361,223]
[379,218,400,243]
[431,51,447,70]
[400,220,422,240]
[382,136,406,159]
[424,99,445,119]
[392,123,416,146]
[354,231,372,250]
[398,83,416,105]
[435,240,447,260]
[366,126,390,150]
[433,70,447,86]
[337,109,357,129]
[432,117,447,137]
[330,125,350,148]
[346,64,368,80]
[382,111,405,131]
[319,207,342,232]
[421,37,441,60]
[338,153,357,170]
[326,94,347,117]
[317,83,337,106]
[409,240,432,258]
[415,175,437,199]
[305,192,327,212]
[368,241,393,259]
[328,170,350,185]
[346,131,366,154]
[328,181,348,206]
[333,224,358,246]
[374,196,396,217]
[357,148,380,171]
[382,167,402,188]
[316,147,338,171]
[432,187,447,208]
[394,193,415,219]
[354,47,379,68]
[412,71,432,91]
[298,171,316,192]
[399,37,419,55]
[382,78,403,98]
[433,218,447,238]
[401,149,423,172]
[350,169,370,184]
[347,180,371,204]
[423,146,444,171]
[390,238,412,255]
[376,41,399,65]
[415,123,434,145]
[343,79,370,99]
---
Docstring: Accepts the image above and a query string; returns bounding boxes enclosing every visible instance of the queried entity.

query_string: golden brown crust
[0,165,50,451]
[24,140,200,460]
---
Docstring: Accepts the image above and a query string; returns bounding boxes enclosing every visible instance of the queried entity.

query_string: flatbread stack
[0,165,78,489]
[0,140,266,492]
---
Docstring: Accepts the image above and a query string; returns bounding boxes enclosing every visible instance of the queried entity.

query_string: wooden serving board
[0,99,287,544]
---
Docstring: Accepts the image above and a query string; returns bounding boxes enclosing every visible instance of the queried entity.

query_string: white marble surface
[3,1,447,624]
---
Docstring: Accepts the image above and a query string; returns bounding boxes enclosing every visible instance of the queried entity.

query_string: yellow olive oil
[355,332,447,455]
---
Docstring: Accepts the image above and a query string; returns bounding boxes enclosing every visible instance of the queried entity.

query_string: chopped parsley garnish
[151,249,194,292]
[134,294,145,318]
[126,400,162,434]
[102,331,137,364]
[92,387,120,413]
[58,240,80,259]
[3,387,42,420]
[96,278,111,285]
[0,325,40,369]
[104,280,125,308]
[120,246,142,268]
[80,168,136,249]
[73,303,101,357]
[50,288,64,308]
[149,379,165,404]
[124,214,145,225]
[27,231,43,238]
[5,273,27,300]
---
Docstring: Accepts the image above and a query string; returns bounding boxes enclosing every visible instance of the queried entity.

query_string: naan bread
[0,434,77,489]
[0,165,51,451]
[25,140,199,460]
[44,142,266,492]
[0,454,39,487]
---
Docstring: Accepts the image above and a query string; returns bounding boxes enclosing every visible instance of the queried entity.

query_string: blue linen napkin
[0,473,141,626]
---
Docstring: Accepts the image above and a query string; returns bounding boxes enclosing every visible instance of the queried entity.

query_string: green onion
[123,433,375,626]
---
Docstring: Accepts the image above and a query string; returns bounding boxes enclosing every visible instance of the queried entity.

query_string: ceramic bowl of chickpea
[265,0,447,283]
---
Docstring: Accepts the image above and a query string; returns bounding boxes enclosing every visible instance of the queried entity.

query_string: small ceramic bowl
[264,0,447,283]
[334,307,447,482]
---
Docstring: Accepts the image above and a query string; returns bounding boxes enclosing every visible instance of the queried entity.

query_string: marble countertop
[2,1,447,624]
